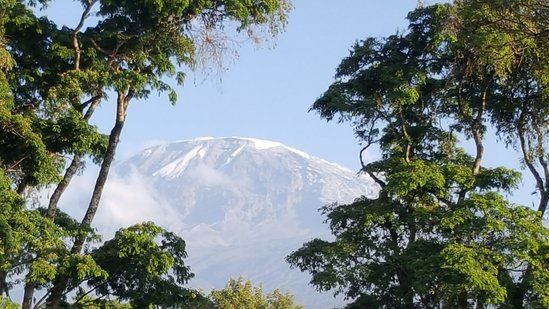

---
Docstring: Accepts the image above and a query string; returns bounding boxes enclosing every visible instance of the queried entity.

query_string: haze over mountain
[88,137,378,307]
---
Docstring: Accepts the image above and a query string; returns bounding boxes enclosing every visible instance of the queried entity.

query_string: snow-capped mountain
[95,137,377,308]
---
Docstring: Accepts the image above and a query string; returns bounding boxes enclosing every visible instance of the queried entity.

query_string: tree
[210,277,302,309]
[1,2,106,306]
[1,0,291,307]
[72,222,197,308]
[449,0,549,214]
[288,1,548,307]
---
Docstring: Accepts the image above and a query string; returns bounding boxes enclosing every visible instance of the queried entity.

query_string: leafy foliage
[210,277,303,309]
[86,222,195,307]
[0,295,18,309]
[0,0,291,306]
[288,1,549,307]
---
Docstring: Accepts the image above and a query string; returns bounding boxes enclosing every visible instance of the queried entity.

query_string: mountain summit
[104,137,377,307]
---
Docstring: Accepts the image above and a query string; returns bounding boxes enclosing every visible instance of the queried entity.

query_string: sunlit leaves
[210,277,303,309]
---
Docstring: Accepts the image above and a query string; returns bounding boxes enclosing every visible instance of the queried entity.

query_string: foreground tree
[72,222,201,308]
[288,1,548,307]
[2,0,291,307]
[2,1,106,305]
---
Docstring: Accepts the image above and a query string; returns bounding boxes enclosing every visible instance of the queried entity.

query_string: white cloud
[59,165,184,239]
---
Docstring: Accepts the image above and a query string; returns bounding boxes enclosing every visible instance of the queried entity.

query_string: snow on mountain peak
[243,137,312,159]
[159,137,312,160]
[152,145,206,178]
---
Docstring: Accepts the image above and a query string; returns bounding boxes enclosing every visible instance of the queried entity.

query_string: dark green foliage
[87,222,195,307]
[289,156,548,306]
[1,0,106,189]
[1,0,291,306]
[288,1,549,307]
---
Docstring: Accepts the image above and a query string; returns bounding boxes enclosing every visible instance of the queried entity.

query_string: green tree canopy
[288,1,548,307]
[0,0,292,307]
[80,222,195,307]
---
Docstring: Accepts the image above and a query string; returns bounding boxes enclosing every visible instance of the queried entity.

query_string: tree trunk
[46,95,100,219]
[511,267,533,309]
[16,180,27,195]
[23,97,103,306]
[472,91,486,175]
[46,155,83,219]
[539,191,548,216]
[0,271,8,296]
[395,263,415,308]
[472,127,484,175]
[74,118,124,251]
[46,91,129,308]
[512,107,544,309]
[21,158,78,305]
[517,116,547,215]
[22,282,36,309]
[457,290,469,308]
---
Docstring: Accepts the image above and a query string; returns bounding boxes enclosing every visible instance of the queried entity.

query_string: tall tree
[2,1,106,305]
[288,2,548,307]
[2,0,291,307]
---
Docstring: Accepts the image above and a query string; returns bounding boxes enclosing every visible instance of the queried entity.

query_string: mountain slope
[101,137,377,308]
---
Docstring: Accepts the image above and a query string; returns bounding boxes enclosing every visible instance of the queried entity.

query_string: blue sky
[42,0,420,170]
[41,0,539,207]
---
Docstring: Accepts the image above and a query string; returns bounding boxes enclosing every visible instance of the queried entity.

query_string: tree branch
[73,282,108,305]
[518,114,546,202]
[472,88,487,175]
[72,1,97,71]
